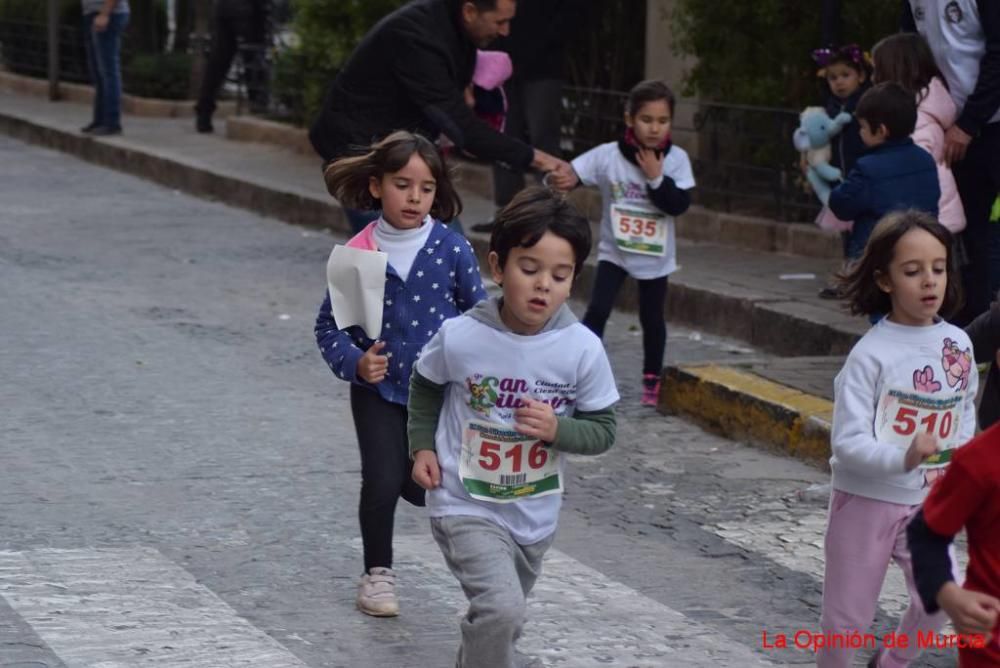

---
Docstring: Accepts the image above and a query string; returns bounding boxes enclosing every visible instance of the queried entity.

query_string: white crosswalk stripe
[703,510,968,619]
[0,547,308,667]
[385,536,777,667]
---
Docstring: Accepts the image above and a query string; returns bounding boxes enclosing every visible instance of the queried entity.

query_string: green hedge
[273,0,406,125]
[124,52,192,100]
[672,0,900,109]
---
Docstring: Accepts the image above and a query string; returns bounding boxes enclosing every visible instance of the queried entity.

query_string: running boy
[829,82,940,260]
[407,186,619,667]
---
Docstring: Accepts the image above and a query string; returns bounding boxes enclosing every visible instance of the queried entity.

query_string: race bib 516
[874,387,964,468]
[459,420,562,503]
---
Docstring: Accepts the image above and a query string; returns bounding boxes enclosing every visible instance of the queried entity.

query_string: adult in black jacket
[902,0,1000,325]
[489,0,587,211]
[308,0,569,230]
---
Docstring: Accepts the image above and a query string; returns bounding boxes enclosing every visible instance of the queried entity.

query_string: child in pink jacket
[873,33,965,233]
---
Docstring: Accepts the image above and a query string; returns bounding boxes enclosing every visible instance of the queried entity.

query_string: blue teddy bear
[793,107,853,205]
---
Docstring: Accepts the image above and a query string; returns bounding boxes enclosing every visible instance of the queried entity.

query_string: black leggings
[582,261,668,376]
[350,384,425,572]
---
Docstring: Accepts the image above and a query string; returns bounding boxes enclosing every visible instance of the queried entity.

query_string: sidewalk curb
[0,110,350,234]
[0,103,859,355]
[0,70,237,118]
[220,114,843,260]
[661,364,833,468]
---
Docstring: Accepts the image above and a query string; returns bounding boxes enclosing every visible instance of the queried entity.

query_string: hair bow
[811,43,864,67]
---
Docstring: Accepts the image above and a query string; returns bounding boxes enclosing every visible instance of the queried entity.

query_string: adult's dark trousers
[83,11,129,130]
[582,260,668,376]
[491,78,563,207]
[195,0,267,118]
[954,122,1000,326]
[350,384,425,572]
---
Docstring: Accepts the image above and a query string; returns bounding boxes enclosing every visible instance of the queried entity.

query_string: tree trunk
[189,0,210,99]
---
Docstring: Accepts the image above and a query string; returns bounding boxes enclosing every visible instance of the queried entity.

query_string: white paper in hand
[326,244,388,339]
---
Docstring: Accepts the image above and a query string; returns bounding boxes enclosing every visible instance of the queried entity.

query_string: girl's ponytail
[324,150,381,211]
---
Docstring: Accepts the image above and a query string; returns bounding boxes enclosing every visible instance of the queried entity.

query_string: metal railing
[0,17,820,223]
[0,18,92,84]
[561,86,820,223]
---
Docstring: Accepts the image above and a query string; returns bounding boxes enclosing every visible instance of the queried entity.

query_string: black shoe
[867,649,881,668]
[196,115,213,133]
[88,125,122,137]
[818,285,844,300]
[80,122,100,134]
[469,220,496,233]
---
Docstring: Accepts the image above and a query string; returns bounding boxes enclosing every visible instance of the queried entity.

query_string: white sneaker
[356,567,399,617]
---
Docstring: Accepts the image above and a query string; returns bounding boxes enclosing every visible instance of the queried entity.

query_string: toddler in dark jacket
[829,82,940,260]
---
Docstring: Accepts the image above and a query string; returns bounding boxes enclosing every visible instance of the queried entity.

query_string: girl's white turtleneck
[373,215,434,282]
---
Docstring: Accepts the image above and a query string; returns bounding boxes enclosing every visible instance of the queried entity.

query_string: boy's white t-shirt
[415,314,620,545]
[831,318,978,506]
[571,141,696,280]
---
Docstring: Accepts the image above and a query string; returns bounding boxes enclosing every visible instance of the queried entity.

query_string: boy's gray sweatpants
[431,515,555,668]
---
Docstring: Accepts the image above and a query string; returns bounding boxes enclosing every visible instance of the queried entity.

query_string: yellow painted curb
[663,364,833,466]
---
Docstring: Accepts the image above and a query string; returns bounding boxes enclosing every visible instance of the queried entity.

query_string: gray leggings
[431,515,555,668]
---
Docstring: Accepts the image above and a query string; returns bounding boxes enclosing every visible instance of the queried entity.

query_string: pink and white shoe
[641,373,661,407]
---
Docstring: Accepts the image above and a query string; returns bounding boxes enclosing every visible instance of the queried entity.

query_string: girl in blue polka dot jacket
[315,131,486,618]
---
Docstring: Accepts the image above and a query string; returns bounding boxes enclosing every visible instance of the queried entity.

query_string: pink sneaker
[641,373,661,407]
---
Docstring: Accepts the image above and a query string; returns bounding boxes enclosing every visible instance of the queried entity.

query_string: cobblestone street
[0,137,962,667]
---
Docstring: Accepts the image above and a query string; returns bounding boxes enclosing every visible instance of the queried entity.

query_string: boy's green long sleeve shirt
[408,368,617,457]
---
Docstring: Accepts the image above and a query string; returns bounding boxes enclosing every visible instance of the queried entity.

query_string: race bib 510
[874,387,964,468]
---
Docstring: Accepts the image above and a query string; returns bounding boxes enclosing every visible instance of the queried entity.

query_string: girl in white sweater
[818,210,978,668]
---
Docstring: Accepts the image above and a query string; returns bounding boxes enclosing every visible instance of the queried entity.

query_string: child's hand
[636,147,665,181]
[545,164,578,192]
[514,399,558,442]
[357,340,388,384]
[412,450,441,490]
[937,582,1000,636]
[904,433,939,472]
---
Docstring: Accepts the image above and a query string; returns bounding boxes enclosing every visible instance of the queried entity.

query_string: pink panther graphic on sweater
[903,337,973,484]
[908,338,972,394]
[941,337,972,391]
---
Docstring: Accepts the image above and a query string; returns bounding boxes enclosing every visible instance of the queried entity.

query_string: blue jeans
[83,12,129,130]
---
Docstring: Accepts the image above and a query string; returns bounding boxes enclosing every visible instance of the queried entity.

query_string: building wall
[644,0,699,155]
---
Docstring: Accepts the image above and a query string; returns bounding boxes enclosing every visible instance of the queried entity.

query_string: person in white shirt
[408,187,619,668]
[903,0,1000,325]
[549,80,695,406]
[818,210,978,668]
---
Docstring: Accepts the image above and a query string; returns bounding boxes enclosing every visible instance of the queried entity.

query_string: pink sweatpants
[817,490,950,668]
